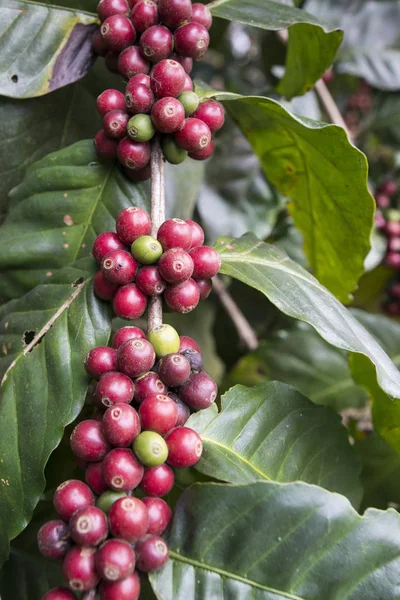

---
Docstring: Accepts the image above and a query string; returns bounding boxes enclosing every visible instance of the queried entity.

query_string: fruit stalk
[148,137,165,331]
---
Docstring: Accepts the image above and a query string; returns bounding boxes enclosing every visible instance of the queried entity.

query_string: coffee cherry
[92,29,108,55]
[158,248,194,283]
[113,326,146,348]
[387,221,400,236]
[149,324,180,357]
[185,220,205,249]
[175,118,211,152]
[391,283,400,298]
[85,347,117,379]
[383,301,400,317]
[53,480,94,522]
[196,278,213,299]
[113,284,148,319]
[142,497,172,534]
[69,506,108,547]
[174,22,210,59]
[194,100,224,132]
[103,448,144,491]
[136,266,166,296]
[150,59,186,98]
[108,497,149,542]
[131,235,163,264]
[96,539,135,582]
[130,73,151,87]
[151,97,185,133]
[140,464,174,496]
[159,0,192,29]
[168,392,190,425]
[157,218,192,250]
[97,0,129,21]
[70,420,111,462]
[125,82,155,115]
[164,278,200,313]
[101,249,138,284]
[94,130,118,159]
[93,271,118,301]
[181,348,203,372]
[37,520,70,560]
[158,353,191,386]
[173,54,193,73]
[97,89,126,116]
[117,207,152,245]
[118,46,150,79]
[133,431,169,466]
[93,232,125,264]
[139,394,178,434]
[43,589,76,600]
[376,193,390,209]
[97,490,127,514]
[63,546,99,592]
[127,114,155,142]
[103,403,141,446]
[117,338,156,377]
[380,180,398,197]
[178,91,199,117]
[131,0,158,34]
[95,371,135,408]
[189,139,214,161]
[140,25,174,63]
[161,135,188,164]
[99,572,141,600]
[182,73,193,91]
[103,109,129,140]
[191,3,212,29]
[105,51,120,73]
[190,245,221,278]
[387,252,400,269]
[85,461,108,495]
[179,335,200,353]
[179,371,217,410]
[388,237,400,252]
[135,371,167,402]
[135,534,169,572]
[166,426,203,467]
[117,138,151,170]
[101,15,136,51]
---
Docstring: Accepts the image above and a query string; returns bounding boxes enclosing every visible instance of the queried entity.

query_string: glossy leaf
[188,382,362,506]
[150,480,400,600]
[0,549,63,599]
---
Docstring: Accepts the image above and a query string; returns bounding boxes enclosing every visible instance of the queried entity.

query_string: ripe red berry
[158,353,191,386]
[158,0,192,29]
[99,572,141,600]
[103,403,141,446]
[103,448,144,491]
[386,221,400,237]
[380,180,398,197]
[173,54,193,73]
[93,271,118,301]
[130,73,151,87]
[108,497,149,542]
[168,392,190,425]
[135,371,167,403]
[164,278,200,313]
[53,480,94,522]
[140,25,174,63]
[135,534,169,572]
[97,90,126,117]
[85,461,108,495]
[142,497,172,534]
[158,248,194,283]
[157,218,192,250]
[113,284,148,319]
[95,371,135,408]
[136,266,166,296]
[189,138,214,161]
[94,130,118,159]
[96,539,135,582]
[92,29,108,55]
[174,22,209,59]
[387,252,400,269]
[116,207,152,244]
[190,245,221,278]
[184,220,204,249]
[179,371,218,410]
[140,463,175,496]
[196,278,213,299]
[43,589,76,600]
[180,348,203,372]
[139,394,178,434]
[117,138,151,170]
[151,97,185,133]
[388,237,400,252]
[85,346,117,379]
[117,338,156,377]
[97,0,129,21]
[375,211,386,230]
[93,232,126,264]
[125,82,154,114]
[69,506,108,547]
[63,546,99,592]
[113,325,146,348]
[150,59,186,98]
[131,0,158,34]
[175,118,211,152]
[70,420,111,462]
[191,3,212,29]
[194,100,224,132]
[37,520,70,560]
[101,249,138,284]
[375,193,390,209]
[182,73,193,91]
[179,335,200,352]
[165,426,203,467]
[103,109,130,139]
[101,15,136,51]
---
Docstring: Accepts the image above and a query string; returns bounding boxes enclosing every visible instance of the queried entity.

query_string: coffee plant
[2,0,400,597]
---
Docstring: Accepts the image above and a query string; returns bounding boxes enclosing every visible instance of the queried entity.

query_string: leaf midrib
[201,436,271,481]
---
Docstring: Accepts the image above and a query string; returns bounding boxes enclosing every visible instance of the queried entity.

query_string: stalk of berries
[92,0,225,178]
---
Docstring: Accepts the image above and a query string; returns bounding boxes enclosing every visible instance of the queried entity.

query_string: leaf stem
[148,138,165,332]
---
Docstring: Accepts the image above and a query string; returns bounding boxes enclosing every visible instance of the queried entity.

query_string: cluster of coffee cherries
[92,0,225,179]
[39,323,217,600]
[93,206,221,315]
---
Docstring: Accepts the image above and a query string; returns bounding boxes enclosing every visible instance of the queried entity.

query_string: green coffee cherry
[178,91,200,117]
[131,235,163,264]
[133,431,168,467]
[161,136,188,165]
[96,490,127,513]
[148,324,180,357]
[127,114,155,143]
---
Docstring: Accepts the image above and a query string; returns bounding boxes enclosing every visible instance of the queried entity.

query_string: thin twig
[148,138,165,332]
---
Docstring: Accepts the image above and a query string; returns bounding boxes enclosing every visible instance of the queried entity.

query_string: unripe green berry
[161,136,188,165]
[96,490,127,514]
[127,114,155,143]
[178,91,200,117]
[131,235,163,264]
[133,431,168,467]
[148,324,180,357]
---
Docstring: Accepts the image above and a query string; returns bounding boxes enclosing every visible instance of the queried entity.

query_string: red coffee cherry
[131,0,158,34]
[103,448,144,491]
[158,353,191,386]
[63,546,99,592]
[43,589,76,600]
[84,347,117,379]
[185,220,205,248]
[108,497,149,542]
[93,232,126,264]
[125,82,154,114]
[70,420,111,462]
[113,284,148,319]
[103,109,130,139]
[96,539,135,582]
[140,25,174,63]
[194,100,225,132]
[116,207,152,244]
[97,89,126,116]
[175,118,211,152]
[93,271,118,301]
[135,372,167,403]
[142,497,172,534]
[380,180,398,197]
[387,252,400,269]
[85,461,108,495]
[140,463,175,496]
[182,73,193,91]
[190,245,221,278]
[172,54,193,73]
[189,138,214,161]
[101,15,136,51]
[386,221,400,236]
[95,371,135,408]
[103,403,141,447]
[135,534,169,572]
[101,249,138,284]
[69,506,108,547]
[196,278,213,299]
[118,46,150,79]
[92,29,108,56]
[179,335,200,352]
[174,22,210,59]
[150,59,186,98]
[94,130,118,159]
[179,370,218,410]
[130,73,151,87]
[165,426,203,467]
[139,394,178,434]
[158,248,194,283]
[37,520,71,560]
[151,97,185,133]
[136,266,166,296]
[159,0,192,29]
[191,2,212,29]
[164,278,200,313]
[105,51,120,73]
[168,392,191,425]
[97,0,129,21]
[99,572,141,600]
[113,325,146,348]
[117,138,151,170]
[157,218,192,250]
[117,338,156,377]
[53,480,94,522]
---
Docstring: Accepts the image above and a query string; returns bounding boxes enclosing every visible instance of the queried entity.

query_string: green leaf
[216,234,400,399]
[188,382,362,506]
[0,139,149,301]
[0,0,98,98]
[150,480,400,600]
[0,259,111,566]
[209,94,374,301]
[0,548,63,599]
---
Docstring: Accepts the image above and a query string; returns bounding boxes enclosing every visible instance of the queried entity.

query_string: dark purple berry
[105,51,120,73]
[164,278,200,313]
[103,403,141,447]
[108,497,149,542]
[196,277,213,299]
[97,0,129,21]
[93,271,118,300]
[158,248,194,283]
[103,448,144,491]
[94,130,118,159]
[117,137,151,170]
[112,325,146,348]
[194,100,225,132]
[62,546,99,592]
[181,348,203,372]
[175,117,211,152]
[150,59,186,98]
[140,464,174,496]
[165,426,203,467]
[158,0,192,29]
[53,480,94,522]
[139,394,178,434]
[118,46,150,79]
[190,245,221,278]
[157,218,192,250]
[140,25,174,63]
[85,461,108,495]
[168,392,190,425]
[92,29,108,55]
[43,589,76,600]
[96,539,135,582]
[136,266,166,296]
[158,353,191,386]
[70,420,111,462]
[117,338,156,377]
[69,506,108,546]
[101,249,138,284]
[191,3,212,29]
[125,82,155,114]
[189,138,214,160]
[37,520,70,560]
[125,164,152,183]
[179,335,200,352]
[84,347,117,379]
[135,534,169,572]
[179,370,218,410]
[93,232,126,263]
[151,97,185,133]
[113,284,148,319]
[95,371,135,408]
[142,497,172,534]
[101,15,136,51]
[131,0,158,34]
[135,372,167,403]
[103,109,130,139]
[99,572,141,600]
[174,22,209,59]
